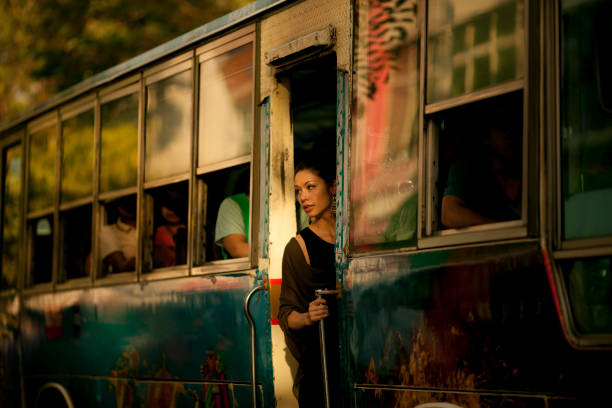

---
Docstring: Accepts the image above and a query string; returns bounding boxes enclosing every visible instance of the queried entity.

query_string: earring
[330,193,337,216]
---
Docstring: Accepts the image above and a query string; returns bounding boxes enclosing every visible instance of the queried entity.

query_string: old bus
[1,0,611,406]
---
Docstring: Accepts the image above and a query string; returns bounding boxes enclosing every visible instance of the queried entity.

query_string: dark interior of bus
[283,53,337,231]
[433,90,523,230]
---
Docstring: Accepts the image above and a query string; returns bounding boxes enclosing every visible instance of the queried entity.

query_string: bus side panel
[0,296,21,408]
[343,242,612,406]
[25,376,265,407]
[354,388,549,408]
[20,273,271,407]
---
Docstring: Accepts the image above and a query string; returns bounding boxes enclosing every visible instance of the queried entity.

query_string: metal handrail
[243,282,267,407]
[315,288,340,408]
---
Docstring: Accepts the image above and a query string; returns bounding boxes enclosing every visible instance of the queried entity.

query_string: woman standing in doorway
[278,156,341,407]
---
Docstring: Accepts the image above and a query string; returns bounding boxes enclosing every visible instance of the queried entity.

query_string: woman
[278,157,341,407]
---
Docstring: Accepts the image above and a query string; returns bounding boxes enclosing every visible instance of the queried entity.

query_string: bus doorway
[269,52,338,407]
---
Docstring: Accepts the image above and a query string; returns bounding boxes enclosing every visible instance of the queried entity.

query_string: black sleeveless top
[299,227,334,274]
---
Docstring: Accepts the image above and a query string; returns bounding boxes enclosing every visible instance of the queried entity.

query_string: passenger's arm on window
[221,234,249,258]
[441,194,496,228]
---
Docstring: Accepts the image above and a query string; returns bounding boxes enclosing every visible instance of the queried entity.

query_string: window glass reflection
[99,195,137,276]
[29,215,53,285]
[199,43,253,167]
[561,256,612,334]
[1,143,22,290]
[28,125,56,212]
[61,205,92,280]
[101,93,139,192]
[61,109,94,202]
[427,0,524,103]
[351,0,419,250]
[145,70,192,181]
[561,0,612,240]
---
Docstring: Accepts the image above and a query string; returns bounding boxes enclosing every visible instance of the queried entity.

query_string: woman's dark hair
[295,155,336,186]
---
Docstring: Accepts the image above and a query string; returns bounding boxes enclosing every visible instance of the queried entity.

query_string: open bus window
[98,195,137,276]
[60,205,92,280]
[351,0,419,251]
[560,0,612,240]
[143,182,188,271]
[28,216,53,286]
[194,164,250,264]
[433,92,523,232]
[1,142,22,291]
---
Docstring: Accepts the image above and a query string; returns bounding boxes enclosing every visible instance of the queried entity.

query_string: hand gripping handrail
[243,283,267,407]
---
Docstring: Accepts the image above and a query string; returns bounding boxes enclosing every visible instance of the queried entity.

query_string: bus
[1,0,611,406]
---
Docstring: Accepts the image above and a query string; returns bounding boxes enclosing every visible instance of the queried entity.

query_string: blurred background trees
[0,0,249,121]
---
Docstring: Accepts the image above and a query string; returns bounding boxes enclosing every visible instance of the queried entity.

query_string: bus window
[427,0,525,104]
[60,109,94,202]
[60,205,92,280]
[560,0,612,240]
[28,124,56,213]
[560,256,612,335]
[435,92,522,231]
[58,105,94,282]
[145,182,188,271]
[27,119,57,287]
[195,164,250,263]
[1,142,22,291]
[194,34,254,266]
[99,195,137,276]
[198,42,253,167]
[351,0,419,251]
[28,216,53,286]
[100,91,139,193]
[145,67,192,182]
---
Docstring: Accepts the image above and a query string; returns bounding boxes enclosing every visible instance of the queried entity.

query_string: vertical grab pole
[315,288,340,408]
[244,283,267,408]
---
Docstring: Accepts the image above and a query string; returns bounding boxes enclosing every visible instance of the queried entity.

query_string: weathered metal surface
[19,273,272,407]
[340,242,612,406]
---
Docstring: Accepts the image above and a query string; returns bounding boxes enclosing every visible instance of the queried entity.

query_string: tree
[0,0,248,121]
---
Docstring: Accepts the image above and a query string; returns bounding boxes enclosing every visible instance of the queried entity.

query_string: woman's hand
[307,297,329,324]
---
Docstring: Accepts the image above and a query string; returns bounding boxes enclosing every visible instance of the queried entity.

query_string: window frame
[93,77,142,286]
[417,0,533,250]
[141,51,194,277]
[0,130,25,295]
[191,27,256,275]
[24,112,59,292]
[552,0,612,259]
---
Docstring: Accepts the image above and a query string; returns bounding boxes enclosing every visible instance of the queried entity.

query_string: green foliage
[0,0,250,121]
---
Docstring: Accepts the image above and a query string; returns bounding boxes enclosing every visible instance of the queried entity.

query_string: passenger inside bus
[441,113,521,229]
[214,170,250,259]
[154,188,187,267]
[99,196,137,274]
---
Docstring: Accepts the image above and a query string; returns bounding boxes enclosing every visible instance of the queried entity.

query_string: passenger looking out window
[154,188,187,268]
[214,170,250,259]
[100,196,137,274]
[441,113,521,229]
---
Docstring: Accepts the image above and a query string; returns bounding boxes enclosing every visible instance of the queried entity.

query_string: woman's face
[294,169,334,219]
